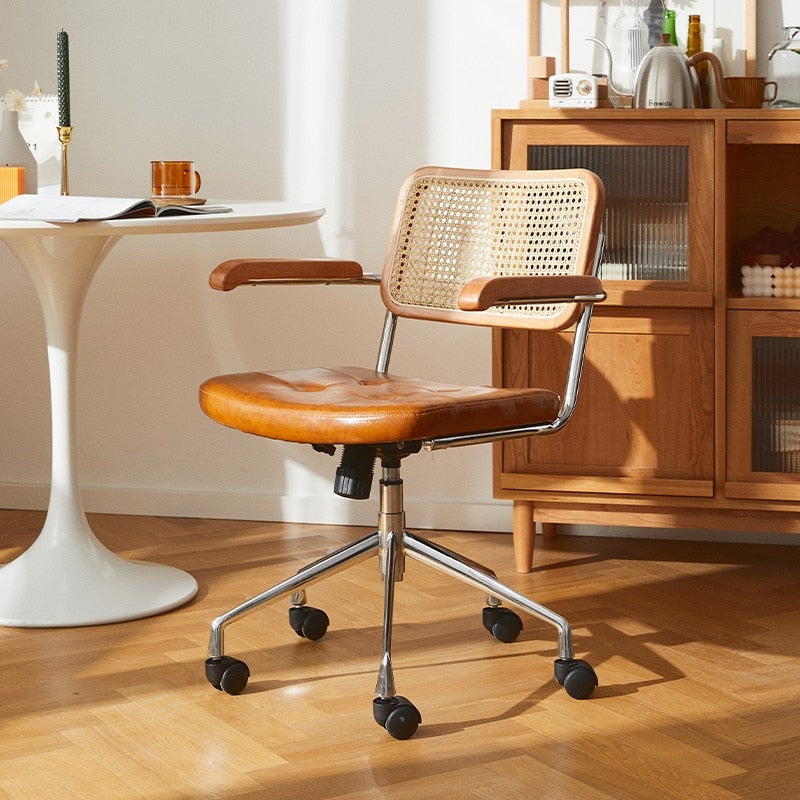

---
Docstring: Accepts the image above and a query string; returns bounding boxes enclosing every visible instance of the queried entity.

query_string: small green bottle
[663,9,678,45]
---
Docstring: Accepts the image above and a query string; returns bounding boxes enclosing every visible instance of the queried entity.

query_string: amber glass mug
[151,160,202,197]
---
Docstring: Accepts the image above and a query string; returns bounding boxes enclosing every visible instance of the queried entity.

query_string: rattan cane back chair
[201,166,606,739]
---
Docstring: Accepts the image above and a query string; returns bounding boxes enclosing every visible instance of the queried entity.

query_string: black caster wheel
[554,657,598,699]
[205,656,250,695]
[373,696,422,740]
[289,605,330,641]
[482,606,523,643]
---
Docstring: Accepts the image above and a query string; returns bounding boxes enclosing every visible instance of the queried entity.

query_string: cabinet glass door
[499,117,715,299]
[751,336,800,473]
[528,145,688,282]
[727,311,800,501]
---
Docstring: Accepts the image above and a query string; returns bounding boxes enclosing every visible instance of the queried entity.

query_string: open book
[0,194,232,222]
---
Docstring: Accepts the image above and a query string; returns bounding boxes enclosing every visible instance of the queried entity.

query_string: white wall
[0,1,527,532]
[0,1,787,537]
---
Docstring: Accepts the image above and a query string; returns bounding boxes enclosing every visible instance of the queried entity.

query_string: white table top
[0,201,325,237]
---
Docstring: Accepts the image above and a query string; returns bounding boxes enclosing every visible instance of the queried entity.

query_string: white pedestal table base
[0,231,198,626]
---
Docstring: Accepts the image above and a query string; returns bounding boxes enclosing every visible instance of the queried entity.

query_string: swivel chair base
[205,466,598,739]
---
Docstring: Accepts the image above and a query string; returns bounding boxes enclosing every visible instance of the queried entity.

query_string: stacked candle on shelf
[772,267,800,297]
[739,225,800,296]
[741,258,800,297]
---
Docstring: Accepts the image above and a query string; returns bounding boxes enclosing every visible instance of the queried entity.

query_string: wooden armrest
[209,258,368,291]
[458,275,606,311]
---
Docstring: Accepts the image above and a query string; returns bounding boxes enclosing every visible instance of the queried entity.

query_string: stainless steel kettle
[633,34,731,108]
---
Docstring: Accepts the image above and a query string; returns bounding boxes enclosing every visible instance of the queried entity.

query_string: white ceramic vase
[0,109,38,194]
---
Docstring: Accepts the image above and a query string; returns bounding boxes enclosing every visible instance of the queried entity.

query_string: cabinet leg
[512,500,535,573]
[541,522,558,539]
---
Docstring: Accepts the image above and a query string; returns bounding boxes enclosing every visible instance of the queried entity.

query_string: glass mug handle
[193,170,202,194]
[764,81,778,104]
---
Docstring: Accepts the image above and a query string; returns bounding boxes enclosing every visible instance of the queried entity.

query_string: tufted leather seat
[200,366,561,445]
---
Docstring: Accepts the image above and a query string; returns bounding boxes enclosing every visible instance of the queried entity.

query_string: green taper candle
[57,30,70,127]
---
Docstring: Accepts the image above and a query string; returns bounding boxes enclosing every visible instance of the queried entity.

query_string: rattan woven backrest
[381,166,604,330]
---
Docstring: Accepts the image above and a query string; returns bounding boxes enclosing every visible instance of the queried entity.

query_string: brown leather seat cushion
[199,366,561,445]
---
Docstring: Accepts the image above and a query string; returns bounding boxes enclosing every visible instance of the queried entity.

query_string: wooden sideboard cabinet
[491,107,800,572]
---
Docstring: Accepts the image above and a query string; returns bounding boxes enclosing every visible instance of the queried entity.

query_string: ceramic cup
[151,160,202,197]
[722,76,778,109]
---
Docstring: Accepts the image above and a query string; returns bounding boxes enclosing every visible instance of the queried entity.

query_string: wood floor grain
[1,509,799,798]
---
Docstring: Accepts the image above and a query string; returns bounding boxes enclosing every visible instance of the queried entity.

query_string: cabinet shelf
[728,297,800,311]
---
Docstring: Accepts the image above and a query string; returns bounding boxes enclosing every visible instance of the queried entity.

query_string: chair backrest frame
[380,166,605,332]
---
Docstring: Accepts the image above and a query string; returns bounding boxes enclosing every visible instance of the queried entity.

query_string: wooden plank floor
[1,509,800,798]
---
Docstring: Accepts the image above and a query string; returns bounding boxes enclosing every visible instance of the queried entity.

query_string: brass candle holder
[57,126,73,196]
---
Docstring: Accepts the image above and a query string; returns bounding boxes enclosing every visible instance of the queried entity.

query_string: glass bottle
[609,0,650,97]
[663,9,677,46]
[686,14,709,108]
[643,0,666,48]
[768,27,800,107]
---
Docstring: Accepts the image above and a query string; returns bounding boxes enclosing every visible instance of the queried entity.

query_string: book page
[0,194,154,222]
[0,194,231,222]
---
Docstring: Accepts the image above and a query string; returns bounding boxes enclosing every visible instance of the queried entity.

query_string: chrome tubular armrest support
[425,234,605,452]
[423,297,597,452]
[375,311,398,374]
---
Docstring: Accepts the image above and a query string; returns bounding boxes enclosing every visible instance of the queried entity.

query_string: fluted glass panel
[527,145,688,281]
[752,336,800,473]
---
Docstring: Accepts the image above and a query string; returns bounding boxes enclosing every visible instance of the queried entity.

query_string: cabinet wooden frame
[492,107,800,572]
